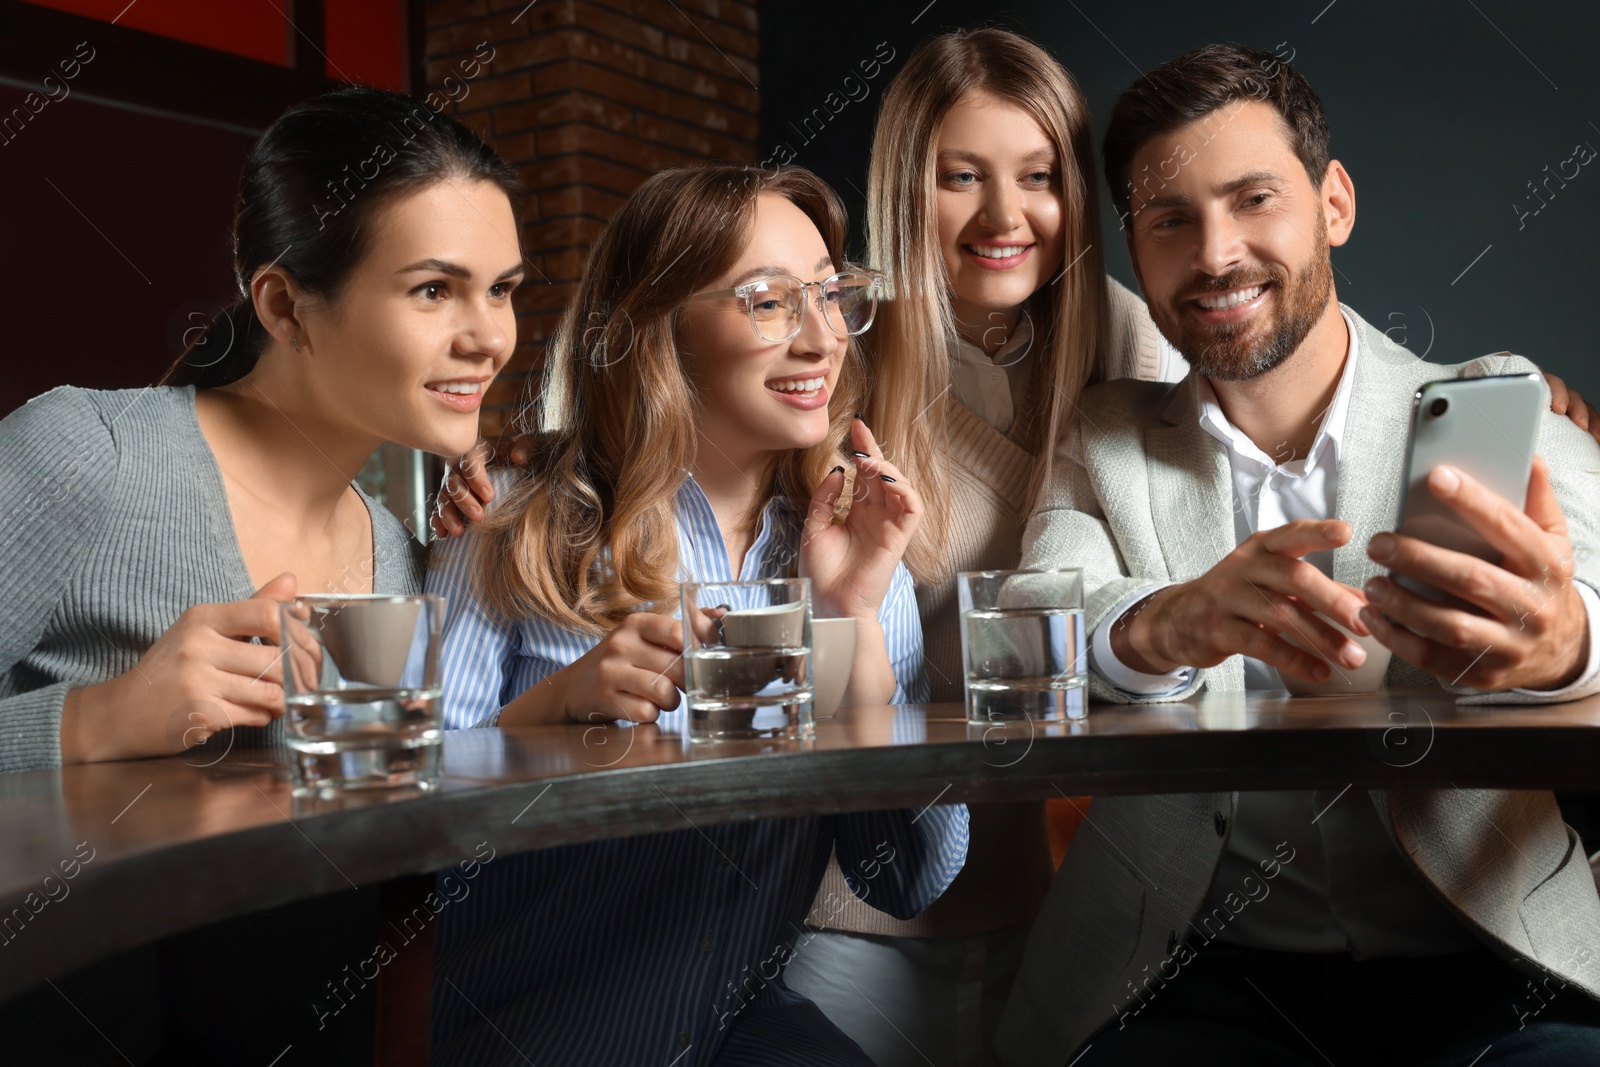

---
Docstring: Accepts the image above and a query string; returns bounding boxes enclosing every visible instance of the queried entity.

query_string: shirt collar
[675,474,797,580]
[954,309,1035,368]
[1196,305,1361,474]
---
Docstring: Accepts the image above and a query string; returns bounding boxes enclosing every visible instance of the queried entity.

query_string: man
[995,44,1600,1066]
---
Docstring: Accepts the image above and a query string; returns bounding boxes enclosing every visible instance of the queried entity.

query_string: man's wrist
[1512,584,1595,693]
[1535,590,1590,691]
[1113,590,1178,674]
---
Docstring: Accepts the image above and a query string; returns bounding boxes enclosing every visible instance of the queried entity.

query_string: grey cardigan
[0,385,424,774]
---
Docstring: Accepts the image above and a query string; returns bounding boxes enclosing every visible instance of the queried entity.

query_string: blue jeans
[1077,942,1600,1066]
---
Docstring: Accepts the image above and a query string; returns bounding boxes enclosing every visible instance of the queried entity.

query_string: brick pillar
[423,0,760,436]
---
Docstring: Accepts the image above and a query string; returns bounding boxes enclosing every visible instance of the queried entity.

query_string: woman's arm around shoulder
[1103,275,1187,384]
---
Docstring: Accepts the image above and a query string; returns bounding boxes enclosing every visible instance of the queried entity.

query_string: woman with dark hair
[0,86,524,774]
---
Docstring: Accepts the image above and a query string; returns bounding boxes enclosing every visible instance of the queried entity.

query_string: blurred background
[2,0,1594,462]
[763,1,1600,399]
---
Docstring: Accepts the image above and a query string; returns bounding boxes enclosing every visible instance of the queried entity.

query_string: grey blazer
[995,306,1600,1066]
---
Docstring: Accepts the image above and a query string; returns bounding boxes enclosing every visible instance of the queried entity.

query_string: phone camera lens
[1429,397,1449,418]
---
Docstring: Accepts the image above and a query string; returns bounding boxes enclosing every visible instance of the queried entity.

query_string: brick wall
[422,0,760,436]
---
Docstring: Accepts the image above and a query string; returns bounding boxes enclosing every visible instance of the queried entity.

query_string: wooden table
[4,688,1598,1055]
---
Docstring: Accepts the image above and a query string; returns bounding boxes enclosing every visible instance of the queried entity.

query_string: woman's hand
[501,613,685,726]
[429,435,535,539]
[1544,370,1599,447]
[58,573,298,764]
[798,417,922,620]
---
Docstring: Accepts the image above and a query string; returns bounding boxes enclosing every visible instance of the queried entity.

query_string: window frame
[0,0,421,133]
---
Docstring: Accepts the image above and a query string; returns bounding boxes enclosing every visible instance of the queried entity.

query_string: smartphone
[1392,373,1543,609]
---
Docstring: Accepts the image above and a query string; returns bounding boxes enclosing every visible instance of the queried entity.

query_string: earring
[290,337,301,353]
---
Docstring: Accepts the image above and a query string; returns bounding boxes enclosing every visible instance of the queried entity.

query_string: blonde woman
[771,29,1179,1066]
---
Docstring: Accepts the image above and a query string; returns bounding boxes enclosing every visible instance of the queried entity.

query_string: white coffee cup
[1279,612,1392,696]
[719,602,807,648]
[810,617,856,718]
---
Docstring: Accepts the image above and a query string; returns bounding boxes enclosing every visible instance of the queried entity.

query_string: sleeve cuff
[0,681,70,774]
[1089,582,1195,697]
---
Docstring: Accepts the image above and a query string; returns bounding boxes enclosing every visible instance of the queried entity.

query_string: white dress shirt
[1090,307,1600,957]
[952,312,1035,435]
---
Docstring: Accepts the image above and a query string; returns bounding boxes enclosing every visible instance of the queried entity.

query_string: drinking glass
[279,594,445,794]
[958,569,1086,723]
[680,578,812,741]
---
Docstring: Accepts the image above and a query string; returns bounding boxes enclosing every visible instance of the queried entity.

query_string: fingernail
[1431,465,1461,494]
[853,412,863,420]
[1358,606,1379,629]
[1363,578,1388,604]
[1340,643,1366,668]
[879,474,896,483]
[830,465,844,474]
[1368,533,1396,562]
[851,450,870,459]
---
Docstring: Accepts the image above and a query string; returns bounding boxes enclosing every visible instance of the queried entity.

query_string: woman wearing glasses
[424,163,967,1065]
[423,32,1160,1065]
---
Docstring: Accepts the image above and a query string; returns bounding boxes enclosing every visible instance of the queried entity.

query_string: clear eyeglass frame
[687,268,884,344]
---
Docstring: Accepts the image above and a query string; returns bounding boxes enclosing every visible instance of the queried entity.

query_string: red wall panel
[23,0,290,66]
[0,83,252,416]
[324,0,407,91]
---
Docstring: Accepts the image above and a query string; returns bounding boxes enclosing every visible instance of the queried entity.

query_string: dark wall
[0,84,253,417]
[758,1,1600,393]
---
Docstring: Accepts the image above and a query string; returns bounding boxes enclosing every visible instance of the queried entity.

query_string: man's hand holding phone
[1361,458,1589,692]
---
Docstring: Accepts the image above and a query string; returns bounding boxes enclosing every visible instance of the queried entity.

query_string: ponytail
[153,86,521,392]
[159,297,265,389]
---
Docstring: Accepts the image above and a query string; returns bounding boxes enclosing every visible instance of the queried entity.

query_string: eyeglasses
[687,269,883,344]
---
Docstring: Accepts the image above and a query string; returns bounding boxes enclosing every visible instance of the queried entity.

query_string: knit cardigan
[805,277,1167,937]
[0,385,424,774]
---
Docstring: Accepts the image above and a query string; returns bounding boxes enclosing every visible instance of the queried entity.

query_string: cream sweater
[806,278,1167,937]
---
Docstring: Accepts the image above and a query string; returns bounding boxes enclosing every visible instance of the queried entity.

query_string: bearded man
[997,43,1600,1067]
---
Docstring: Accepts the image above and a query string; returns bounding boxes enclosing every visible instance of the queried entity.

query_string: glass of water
[279,594,445,794]
[680,578,812,742]
[958,569,1086,723]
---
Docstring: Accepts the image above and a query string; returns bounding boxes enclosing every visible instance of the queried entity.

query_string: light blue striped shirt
[426,473,968,1064]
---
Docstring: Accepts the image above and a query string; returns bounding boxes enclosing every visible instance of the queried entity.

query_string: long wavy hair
[466,165,865,634]
[864,27,1109,582]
